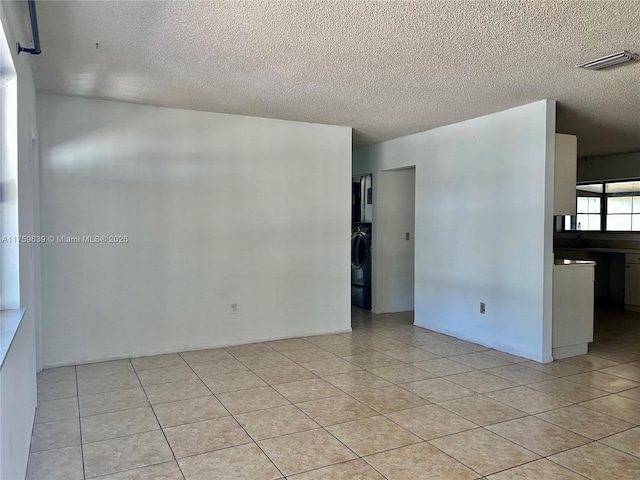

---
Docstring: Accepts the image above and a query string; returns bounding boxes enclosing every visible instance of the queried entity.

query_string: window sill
[0,309,26,370]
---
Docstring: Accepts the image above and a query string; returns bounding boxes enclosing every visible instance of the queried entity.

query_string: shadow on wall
[45,109,266,185]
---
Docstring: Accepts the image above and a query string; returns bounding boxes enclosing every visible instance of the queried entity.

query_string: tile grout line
[34,314,639,479]
[290,331,638,476]
[591,429,640,459]
[267,366,398,480]
[290,457,392,480]
[488,418,640,466]
[426,432,507,478]
[543,441,613,479]
[222,332,635,437]
[188,343,398,478]
[179,352,289,480]
[71,354,633,474]
[279,347,488,477]
[485,422,594,457]
[129,357,189,480]
[67,356,638,406]
[485,456,592,480]
[84,461,184,480]
[74,365,87,480]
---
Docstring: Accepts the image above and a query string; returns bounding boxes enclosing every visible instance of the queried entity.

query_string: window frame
[604,189,640,232]
[562,179,640,233]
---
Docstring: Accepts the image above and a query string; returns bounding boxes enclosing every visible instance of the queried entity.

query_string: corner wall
[1,1,40,478]
[37,94,352,367]
[354,101,556,362]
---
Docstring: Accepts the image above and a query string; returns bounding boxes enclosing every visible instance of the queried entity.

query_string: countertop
[554,259,596,267]
[555,246,640,254]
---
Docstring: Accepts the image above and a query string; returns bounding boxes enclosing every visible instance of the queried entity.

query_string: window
[605,181,640,231]
[562,180,640,232]
[1,25,20,309]
[564,184,602,231]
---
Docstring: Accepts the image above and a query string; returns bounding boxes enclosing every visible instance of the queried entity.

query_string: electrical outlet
[480,302,486,314]
[405,232,410,240]
[231,303,238,314]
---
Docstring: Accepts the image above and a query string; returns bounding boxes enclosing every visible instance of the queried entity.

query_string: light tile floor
[28,307,640,479]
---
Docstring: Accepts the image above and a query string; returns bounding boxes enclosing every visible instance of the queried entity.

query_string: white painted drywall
[354,101,556,362]
[37,94,351,367]
[16,55,41,377]
[1,313,36,480]
[1,2,39,478]
[374,168,415,313]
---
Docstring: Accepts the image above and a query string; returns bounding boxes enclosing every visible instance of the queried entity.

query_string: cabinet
[553,260,595,359]
[625,254,640,311]
[554,133,577,216]
[554,248,590,260]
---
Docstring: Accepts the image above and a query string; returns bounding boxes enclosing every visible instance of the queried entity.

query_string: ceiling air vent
[576,50,639,70]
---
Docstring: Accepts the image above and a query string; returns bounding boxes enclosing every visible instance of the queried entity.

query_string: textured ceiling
[22,0,640,155]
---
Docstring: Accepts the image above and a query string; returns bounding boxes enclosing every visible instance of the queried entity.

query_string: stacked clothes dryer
[351,223,372,310]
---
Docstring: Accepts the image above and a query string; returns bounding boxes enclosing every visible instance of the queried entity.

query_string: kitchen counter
[554,247,628,305]
[556,246,640,254]
[554,259,596,266]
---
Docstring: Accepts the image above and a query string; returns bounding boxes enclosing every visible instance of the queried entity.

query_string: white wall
[374,168,415,313]
[1,313,36,480]
[38,94,352,367]
[354,101,556,362]
[1,1,40,478]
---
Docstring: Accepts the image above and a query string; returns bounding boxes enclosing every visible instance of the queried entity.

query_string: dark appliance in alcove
[353,181,362,222]
[351,223,372,310]
[353,175,372,223]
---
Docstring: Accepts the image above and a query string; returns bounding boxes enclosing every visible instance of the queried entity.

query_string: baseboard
[41,327,353,369]
[413,321,545,363]
[553,343,588,359]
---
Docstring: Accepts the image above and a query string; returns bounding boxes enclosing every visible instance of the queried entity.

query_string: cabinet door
[625,264,640,306]
[553,265,594,348]
[625,253,640,264]
[554,134,577,216]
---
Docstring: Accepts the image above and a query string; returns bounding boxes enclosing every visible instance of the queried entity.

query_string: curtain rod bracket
[16,0,42,55]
